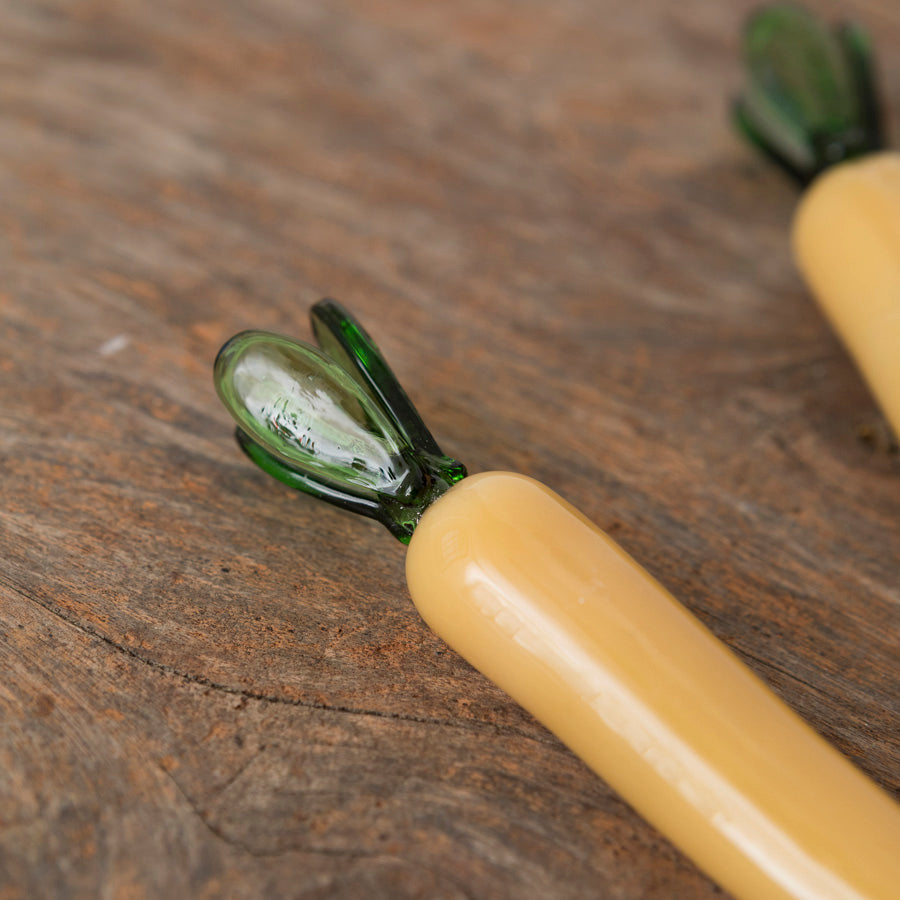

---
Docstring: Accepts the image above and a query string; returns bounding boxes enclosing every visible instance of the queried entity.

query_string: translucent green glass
[311,300,467,486]
[214,302,466,543]
[215,332,413,497]
[733,3,884,184]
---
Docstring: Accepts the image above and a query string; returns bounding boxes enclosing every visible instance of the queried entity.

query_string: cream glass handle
[792,152,900,439]
[407,472,900,900]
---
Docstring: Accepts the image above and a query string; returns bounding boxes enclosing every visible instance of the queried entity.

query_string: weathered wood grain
[1,1,898,897]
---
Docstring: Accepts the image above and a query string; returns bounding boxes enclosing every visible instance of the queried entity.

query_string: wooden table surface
[1,1,898,897]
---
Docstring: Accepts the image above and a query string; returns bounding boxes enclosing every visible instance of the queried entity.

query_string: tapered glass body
[407,472,900,900]
[792,152,900,437]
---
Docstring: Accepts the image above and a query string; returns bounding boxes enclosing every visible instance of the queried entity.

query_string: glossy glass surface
[734,3,883,184]
[792,151,900,439]
[311,299,467,487]
[215,331,414,497]
[213,304,466,542]
[407,472,900,900]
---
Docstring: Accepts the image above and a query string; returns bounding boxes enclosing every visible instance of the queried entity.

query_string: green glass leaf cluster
[214,301,466,543]
[734,3,884,184]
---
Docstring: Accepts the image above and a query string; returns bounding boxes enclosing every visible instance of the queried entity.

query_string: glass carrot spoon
[214,299,900,900]
[734,2,900,438]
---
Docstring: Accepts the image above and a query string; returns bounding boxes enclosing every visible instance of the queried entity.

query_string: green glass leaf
[310,299,467,487]
[215,330,418,498]
[733,3,884,184]
[214,314,466,543]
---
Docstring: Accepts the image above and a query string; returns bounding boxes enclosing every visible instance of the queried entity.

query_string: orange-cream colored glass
[407,472,900,900]
[792,152,900,437]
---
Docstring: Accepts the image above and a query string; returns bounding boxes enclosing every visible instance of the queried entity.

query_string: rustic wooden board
[1,1,898,897]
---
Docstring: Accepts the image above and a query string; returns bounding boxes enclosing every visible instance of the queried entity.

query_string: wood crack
[159,762,379,861]
[0,577,556,748]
